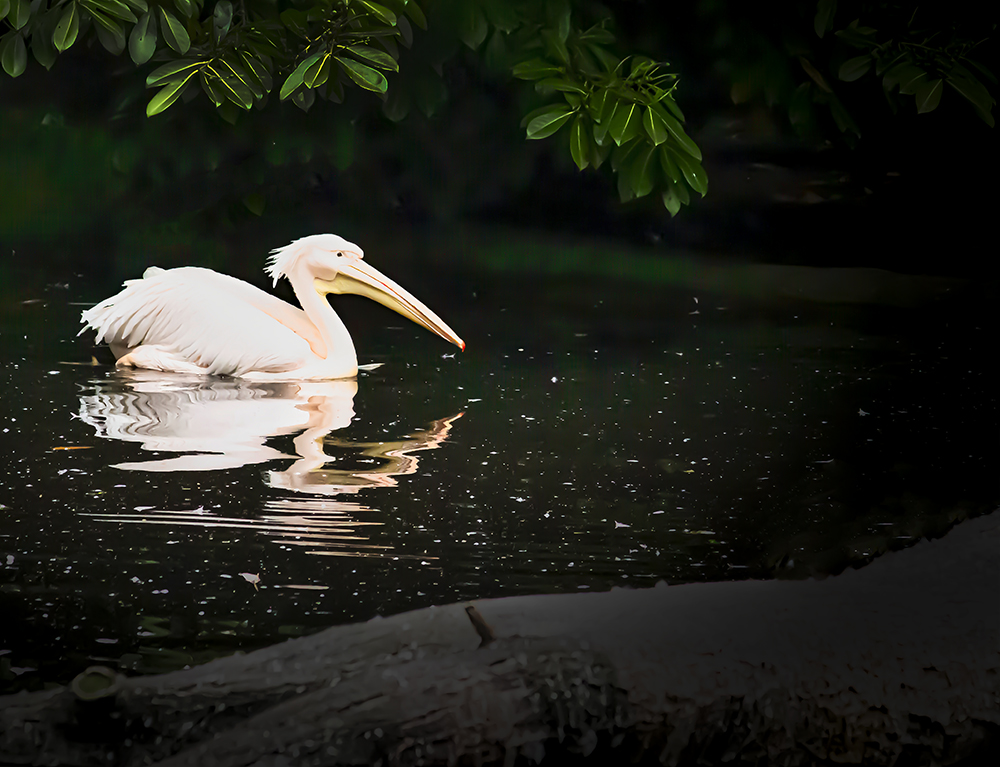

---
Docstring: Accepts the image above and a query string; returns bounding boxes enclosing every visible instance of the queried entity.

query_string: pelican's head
[267,234,464,351]
[266,234,365,287]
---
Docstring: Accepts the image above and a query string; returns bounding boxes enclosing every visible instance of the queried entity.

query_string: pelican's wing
[81,267,317,376]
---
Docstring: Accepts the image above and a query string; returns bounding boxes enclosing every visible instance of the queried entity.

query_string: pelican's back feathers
[81,267,316,376]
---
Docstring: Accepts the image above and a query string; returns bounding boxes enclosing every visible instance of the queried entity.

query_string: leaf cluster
[2,0,711,218]
[500,0,705,216]
[815,1,995,127]
[720,1,994,145]
[1,0,426,120]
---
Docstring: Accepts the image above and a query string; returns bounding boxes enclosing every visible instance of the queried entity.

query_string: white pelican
[80,234,464,379]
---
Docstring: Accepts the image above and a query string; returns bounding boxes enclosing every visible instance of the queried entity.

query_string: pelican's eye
[336,251,344,257]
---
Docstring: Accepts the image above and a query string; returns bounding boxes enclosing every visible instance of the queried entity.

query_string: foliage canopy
[1,0,994,221]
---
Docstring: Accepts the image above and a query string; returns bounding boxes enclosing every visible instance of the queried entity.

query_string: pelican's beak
[316,261,465,351]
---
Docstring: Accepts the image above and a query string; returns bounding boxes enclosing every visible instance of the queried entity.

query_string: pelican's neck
[289,272,358,375]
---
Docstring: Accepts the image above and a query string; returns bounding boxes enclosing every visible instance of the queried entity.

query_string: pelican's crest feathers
[265,234,364,287]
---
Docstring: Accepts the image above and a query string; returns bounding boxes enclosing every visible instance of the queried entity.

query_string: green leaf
[146,69,197,116]
[658,145,680,182]
[172,0,193,18]
[625,143,656,198]
[642,106,668,145]
[279,9,308,39]
[397,0,426,29]
[616,169,634,202]
[241,52,273,93]
[8,0,29,29]
[535,77,586,95]
[89,9,127,55]
[512,58,561,81]
[292,87,315,112]
[217,100,239,124]
[525,103,573,139]
[569,115,589,170]
[414,73,447,117]
[799,56,832,92]
[610,137,641,173]
[86,0,137,23]
[158,7,190,54]
[146,59,205,88]
[674,178,690,205]
[200,71,225,106]
[662,189,681,216]
[586,42,619,72]
[666,145,708,195]
[834,21,877,48]
[592,92,617,145]
[458,3,487,49]
[243,192,265,216]
[128,10,156,65]
[1,32,27,76]
[220,56,262,99]
[883,63,923,93]
[520,103,559,128]
[827,92,860,135]
[650,102,702,160]
[345,44,398,72]
[482,0,518,32]
[32,23,58,69]
[121,0,148,12]
[588,135,610,169]
[662,95,684,122]
[838,55,871,82]
[280,52,322,100]
[53,4,81,52]
[579,22,614,45]
[814,0,836,38]
[483,27,505,70]
[146,59,202,87]
[382,88,410,121]
[395,15,412,48]
[206,61,253,109]
[898,68,929,96]
[0,0,10,21]
[546,0,570,43]
[875,51,906,77]
[964,59,996,86]
[358,0,397,25]
[914,78,943,113]
[542,29,569,66]
[213,0,232,44]
[586,88,607,121]
[335,56,388,93]
[325,75,345,104]
[608,100,641,146]
[945,65,995,126]
[303,52,329,88]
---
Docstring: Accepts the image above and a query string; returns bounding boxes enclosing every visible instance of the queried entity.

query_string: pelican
[80,234,464,379]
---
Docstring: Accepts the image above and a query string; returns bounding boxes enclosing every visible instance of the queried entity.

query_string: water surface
[1,269,994,692]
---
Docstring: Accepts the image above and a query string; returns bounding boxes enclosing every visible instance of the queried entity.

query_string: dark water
[1,267,995,693]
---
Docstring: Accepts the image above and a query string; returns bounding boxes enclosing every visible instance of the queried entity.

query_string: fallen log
[2,512,997,766]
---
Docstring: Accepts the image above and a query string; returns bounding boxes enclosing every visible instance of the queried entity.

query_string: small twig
[464,604,496,647]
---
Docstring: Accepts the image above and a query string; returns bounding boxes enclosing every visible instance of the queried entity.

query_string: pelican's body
[80,234,464,380]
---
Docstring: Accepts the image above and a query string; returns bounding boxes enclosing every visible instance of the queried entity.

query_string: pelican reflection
[77,370,462,559]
